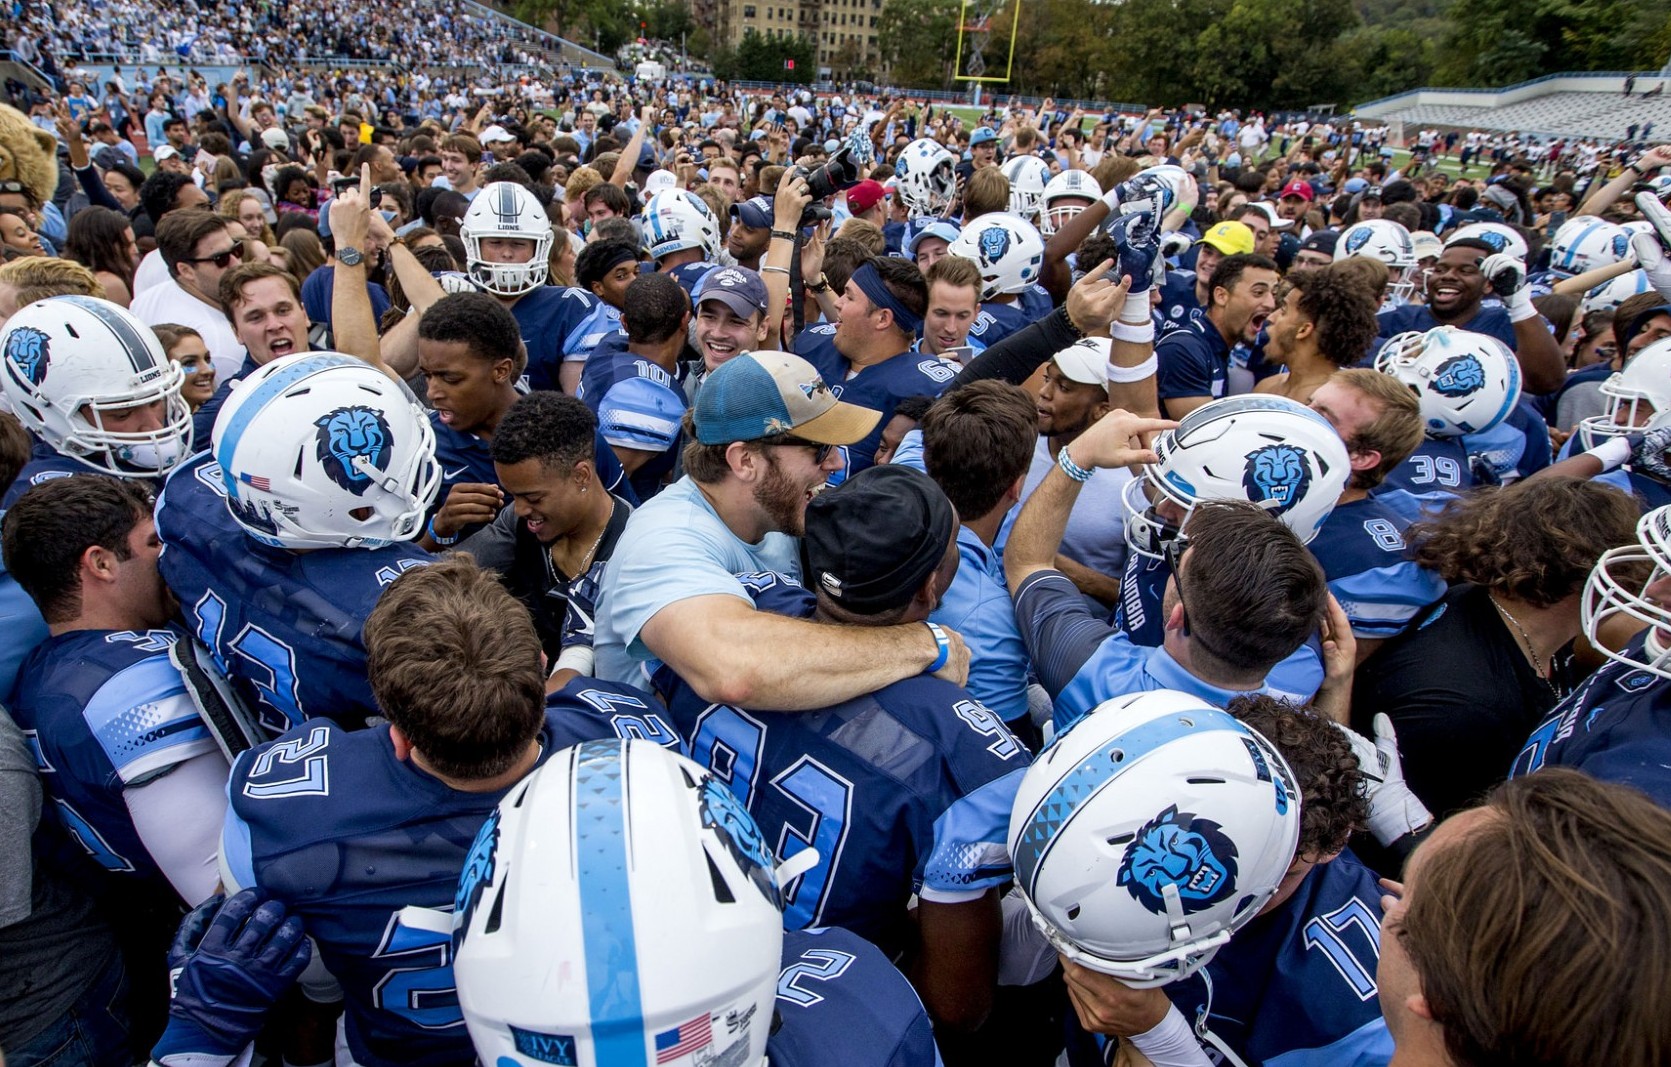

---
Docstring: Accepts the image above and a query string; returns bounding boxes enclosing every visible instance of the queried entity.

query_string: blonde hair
[0,256,106,303]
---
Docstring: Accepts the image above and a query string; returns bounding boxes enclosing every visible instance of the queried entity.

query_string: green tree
[877,0,960,90]
[714,29,816,84]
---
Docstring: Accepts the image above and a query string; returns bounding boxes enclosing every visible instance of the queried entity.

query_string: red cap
[846,179,888,214]
[1279,180,1315,202]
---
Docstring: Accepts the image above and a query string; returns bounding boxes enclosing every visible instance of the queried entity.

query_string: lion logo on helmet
[1431,353,1486,398]
[978,224,1013,267]
[1242,443,1312,513]
[1118,805,1240,915]
[700,776,775,874]
[452,806,501,943]
[4,326,50,387]
[314,405,393,494]
[1344,226,1374,255]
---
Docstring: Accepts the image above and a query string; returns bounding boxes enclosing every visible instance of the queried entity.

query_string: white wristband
[1584,435,1634,472]
[1506,299,1538,323]
[1126,1004,1214,1067]
[1110,318,1155,343]
[1107,354,1158,383]
[1119,288,1153,326]
[552,644,596,677]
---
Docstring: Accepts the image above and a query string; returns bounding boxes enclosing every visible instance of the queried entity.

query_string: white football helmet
[1444,221,1529,262]
[1008,689,1301,987]
[1548,216,1631,277]
[1581,268,1652,315]
[211,352,440,550]
[1001,155,1051,221]
[1121,395,1349,559]
[1375,326,1523,439]
[454,739,784,1067]
[461,181,555,296]
[894,138,957,219]
[947,212,1046,300]
[1578,336,1671,450]
[1334,220,1420,306]
[1040,169,1101,236]
[1584,503,1671,679]
[0,295,192,477]
[641,189,721,262]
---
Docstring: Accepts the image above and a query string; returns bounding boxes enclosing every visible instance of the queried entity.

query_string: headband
[850,261,924,337]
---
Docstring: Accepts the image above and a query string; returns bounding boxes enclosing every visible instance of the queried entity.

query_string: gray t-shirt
[0,705,119,1047]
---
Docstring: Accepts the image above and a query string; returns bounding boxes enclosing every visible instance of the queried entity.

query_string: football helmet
[1040,169,1101,236]
[0,295,192,477]
[461,181,555,296]
[1444,221,1529,262]
[894,138,957,219]
[1580,268,1652,315]
[1121,395,1349,559]
[1578,336,1671,450]
[211,352,440,550]
[1001,155,1052,222]
[1333,220,1420,306]
[1375,326,1523,439]
[1548,216,1631,277]
[1583,503,1671,679]
[1009,689,1301,987]
[453,739,784,1067]
[947,212,1046,300]
[641,189,721,262]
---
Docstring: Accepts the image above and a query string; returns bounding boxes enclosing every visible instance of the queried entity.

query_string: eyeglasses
[187,245,244,269]
[764,434,835,465]
[1163,534,1192,635]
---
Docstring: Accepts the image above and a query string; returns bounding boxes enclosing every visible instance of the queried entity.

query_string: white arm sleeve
[998,887,1059,987]
[1125,1005,1216,1067]
[124,749,231,906]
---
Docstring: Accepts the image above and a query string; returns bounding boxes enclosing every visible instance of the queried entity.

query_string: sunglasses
[1163,534,1192,636]
[187,245,244,269]
[764,434,835,465]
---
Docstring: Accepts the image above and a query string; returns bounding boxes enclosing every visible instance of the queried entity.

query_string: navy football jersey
[967,300,1033,348]
[1156,314,1231,406]
[514,285,621,393]
[428,412,498,535]
[1376,436,1476,522]
[1461,400,1551,486]
[1156,269,1201,336]
[155,452,434,730]
[773,927,942,1067]
[1594,468,1671,513]
[222,678,678,1067]
[1309,495,1446,640]
[664,260,715,299]
[576,340,688,501]
[1374,303,1518,355]
[652,572,1028,955]
[792,341,956,472]
[10,627,214,891]
[3,438,167,509]
[1018,283,1054,322]
[1513,632,1671,808]
[1073,853,1393,1067]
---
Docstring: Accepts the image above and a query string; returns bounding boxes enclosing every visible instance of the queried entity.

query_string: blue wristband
[1058,447,1094,483]
[427,518,460,546]
[925,622,950,673]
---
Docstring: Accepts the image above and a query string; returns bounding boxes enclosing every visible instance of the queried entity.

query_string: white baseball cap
[1051,337,1112,387]
[643,169,678,195]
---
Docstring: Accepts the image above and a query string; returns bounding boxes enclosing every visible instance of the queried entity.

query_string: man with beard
[459,391,633,686]
[594,351,973,706]
[1156,253,1280,418]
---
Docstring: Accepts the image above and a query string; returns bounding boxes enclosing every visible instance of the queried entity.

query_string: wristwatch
[808,273,831,293]
[338,246,364,267]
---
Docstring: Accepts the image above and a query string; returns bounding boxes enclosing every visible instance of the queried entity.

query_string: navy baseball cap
[803,465,956,615]
[694,351,880,446]
[731,195,774,230]
[694,266,769,321]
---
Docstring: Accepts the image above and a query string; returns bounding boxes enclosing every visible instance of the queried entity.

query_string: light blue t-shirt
[594,475,800,686]
[929,525,1029,723]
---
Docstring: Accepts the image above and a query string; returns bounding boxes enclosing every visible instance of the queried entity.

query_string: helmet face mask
[1040,169,1100,237]
[462,182,555,297]
[1002,156,1051,222]
[1577,338,1671,451]
[1,295,194,477]
[1008,690,1302,987]
[642,189,720,261]
[1584,506,1671,679]
[1335,220,1418,307]
[897,138,957,219]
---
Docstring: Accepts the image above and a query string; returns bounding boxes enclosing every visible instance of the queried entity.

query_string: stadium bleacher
[1357,72,1671,140]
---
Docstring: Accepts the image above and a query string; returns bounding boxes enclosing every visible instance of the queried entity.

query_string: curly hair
[1409,478,1638,607]
[1228,695,1367,858]
[1282,266,1381,368]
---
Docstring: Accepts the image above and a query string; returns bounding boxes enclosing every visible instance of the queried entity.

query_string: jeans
[6,951,132,1067]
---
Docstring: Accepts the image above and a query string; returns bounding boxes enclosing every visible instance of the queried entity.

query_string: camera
[788,145,862,226]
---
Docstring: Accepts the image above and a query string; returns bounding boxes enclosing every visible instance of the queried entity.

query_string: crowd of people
[4,48,1671,1067]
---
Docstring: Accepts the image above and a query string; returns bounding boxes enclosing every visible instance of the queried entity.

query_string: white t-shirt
[129,277,246,382]
[131,248,170,298]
